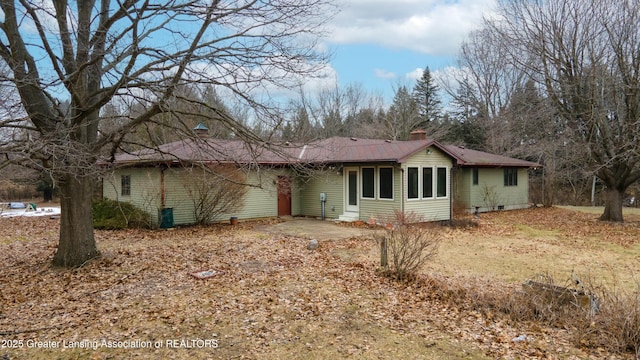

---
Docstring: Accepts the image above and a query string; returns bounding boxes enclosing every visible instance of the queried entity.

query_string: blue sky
[1,0,498,111]
[317,0,498,102]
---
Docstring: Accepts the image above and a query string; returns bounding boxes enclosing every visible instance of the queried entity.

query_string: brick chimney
[409,129,427,141]
[193,123,209,138]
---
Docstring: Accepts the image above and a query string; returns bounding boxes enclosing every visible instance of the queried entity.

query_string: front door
[345,167,359,214]
[277,176,292,216]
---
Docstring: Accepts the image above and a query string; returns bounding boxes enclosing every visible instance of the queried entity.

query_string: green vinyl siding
[162,169,194,225]
[227,168,300,220]
[359,167,402,222]
[466,167,530,212]
[299,169,343,219]
[164,167,297,225]
[403,147,452,221]
[453,168,472,210]
[300,165,403,222]
[102,168,162,225]
[219,170,277,220]
[104,167,301,226]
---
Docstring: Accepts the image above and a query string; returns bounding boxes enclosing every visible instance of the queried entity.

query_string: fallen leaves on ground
[471,206,640,248]
[0,208,636,359]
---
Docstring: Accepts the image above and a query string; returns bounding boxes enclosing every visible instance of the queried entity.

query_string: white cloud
[298,65,339,95]
[17,0,73,36]
[375,68,397,79]
[432,65,471,109]
[405,68,424,81]
[328,0,497,56]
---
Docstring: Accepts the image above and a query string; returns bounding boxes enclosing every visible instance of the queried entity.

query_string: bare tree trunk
[52,175,100,267]
[600,187,624,222]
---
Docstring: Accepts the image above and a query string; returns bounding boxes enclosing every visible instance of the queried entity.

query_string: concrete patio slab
[255,218,375,241]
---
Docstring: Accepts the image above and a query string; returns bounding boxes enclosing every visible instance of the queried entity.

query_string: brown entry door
[277,176,292,216]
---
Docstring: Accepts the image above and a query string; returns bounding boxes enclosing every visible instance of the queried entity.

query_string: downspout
[450,167,454,221]
[400,166,405,215]
[160,167,166,208]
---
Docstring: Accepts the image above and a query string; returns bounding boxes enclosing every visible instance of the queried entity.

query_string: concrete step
[338,213,359,222]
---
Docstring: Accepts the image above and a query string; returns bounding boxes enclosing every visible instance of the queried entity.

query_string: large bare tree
[0,0,334,267]
[453,28,529,154]
[485,0,640,221]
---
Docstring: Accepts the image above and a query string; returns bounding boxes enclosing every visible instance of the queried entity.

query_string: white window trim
[406,166,420,201]
[344,167,360,213]
[422,166,435,199]
[435,166,449,199]
[360,166,376,200]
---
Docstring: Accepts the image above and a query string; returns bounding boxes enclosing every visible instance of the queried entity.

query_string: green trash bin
[159,208,174,228]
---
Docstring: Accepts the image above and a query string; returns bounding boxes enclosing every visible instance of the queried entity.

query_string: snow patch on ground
[1,207,61,218]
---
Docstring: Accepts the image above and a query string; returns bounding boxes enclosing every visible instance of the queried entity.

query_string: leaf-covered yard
[1,207,640,359]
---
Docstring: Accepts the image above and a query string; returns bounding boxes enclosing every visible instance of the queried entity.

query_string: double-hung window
[121,175,131,196]
[504,168,518,186]
[422,167,433,198]
[436,167,447,197]
[362,167,375,198]
[408,166,446,199]
[407,167,419,199]
[379,167,394,200]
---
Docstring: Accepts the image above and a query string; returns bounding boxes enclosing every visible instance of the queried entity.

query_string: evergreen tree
[412,66,442,127]
[386,86,419,140]
[445,76,487,150]
[282,105,315,142]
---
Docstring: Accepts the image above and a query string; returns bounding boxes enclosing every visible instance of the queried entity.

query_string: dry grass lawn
[432,207,640,290]
[1,206,639,359]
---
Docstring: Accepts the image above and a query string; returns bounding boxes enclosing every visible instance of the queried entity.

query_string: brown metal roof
[110,136,540,168]
[299,137,444,163]
[111,138,299,166]
[443,144,541,168]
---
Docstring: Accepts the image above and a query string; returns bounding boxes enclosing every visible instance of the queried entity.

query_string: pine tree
[386,86,419,140]
[412,66,442,127]
[445,76,487,150]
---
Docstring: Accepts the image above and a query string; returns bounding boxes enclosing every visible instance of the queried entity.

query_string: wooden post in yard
[380,236,388,270]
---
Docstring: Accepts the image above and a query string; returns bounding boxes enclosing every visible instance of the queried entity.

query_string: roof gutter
[457,163,541,168]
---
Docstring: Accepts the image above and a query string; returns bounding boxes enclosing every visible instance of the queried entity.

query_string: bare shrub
[449,199,480,228]
[183,165,248,225]
[481,184,499,211]
[375,211,441,281]
[490,275,640,356]
[443,217,479,229]
[572,280,640,355]
[409,269,640,356]
[0,179,38,201]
